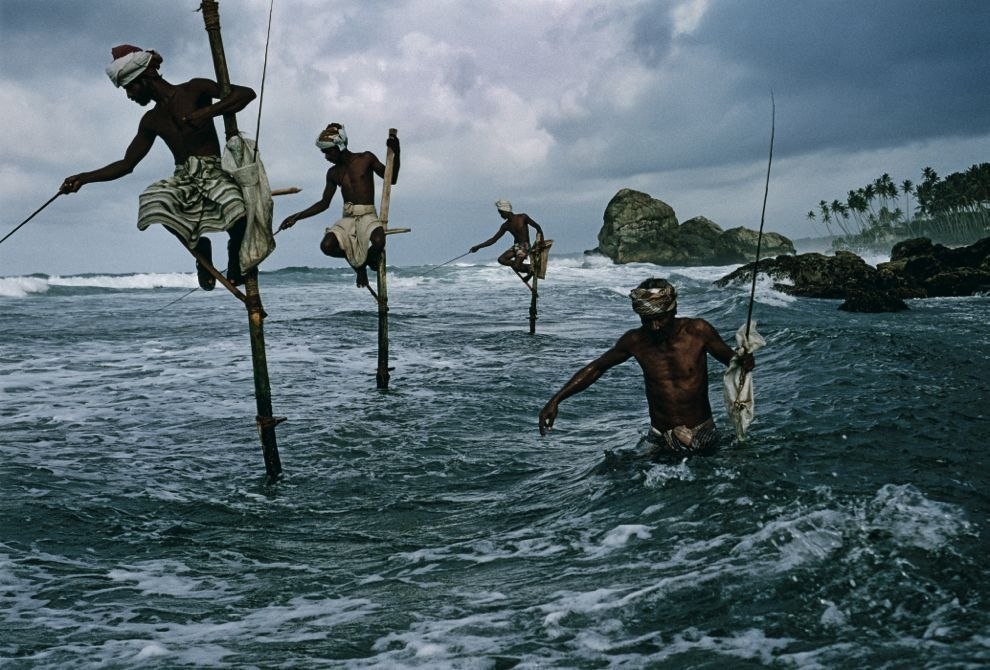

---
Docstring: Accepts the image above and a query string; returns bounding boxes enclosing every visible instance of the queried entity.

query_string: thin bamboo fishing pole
[249,0,275,163]
[423,251,471,275]
[0,193,61,247]
[744,92,775,340]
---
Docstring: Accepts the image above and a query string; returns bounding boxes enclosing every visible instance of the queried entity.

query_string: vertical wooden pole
[201,0,282,481]
[376,129,398,390]
[529,272,538,334]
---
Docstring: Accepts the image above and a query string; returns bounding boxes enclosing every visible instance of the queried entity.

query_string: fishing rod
[744,92,775,339]
[0,193,61,247]
[249,0,275,163]
[423,250,471,275]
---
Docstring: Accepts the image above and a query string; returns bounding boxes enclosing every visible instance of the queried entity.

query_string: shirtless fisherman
[538,278,756,459]
[469,200,544,281]
[279,123,400,288]
[60,45,256,289]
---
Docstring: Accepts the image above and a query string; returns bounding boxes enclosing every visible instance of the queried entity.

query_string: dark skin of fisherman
[539,303,755,437]
[60,69,256,286]
[470,209,544,280]
[279,136,401,288]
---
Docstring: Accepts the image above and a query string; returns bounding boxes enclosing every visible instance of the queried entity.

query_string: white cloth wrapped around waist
[327,203,382,268]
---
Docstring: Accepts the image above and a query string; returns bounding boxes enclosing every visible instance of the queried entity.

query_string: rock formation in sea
[589,188,795,266]
[714,236,990,312]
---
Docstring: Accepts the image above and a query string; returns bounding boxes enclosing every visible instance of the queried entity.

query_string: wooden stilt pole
[529,272,538,334]
[375,129,398,390]
[526,236,552,334]
[200,0,282,481]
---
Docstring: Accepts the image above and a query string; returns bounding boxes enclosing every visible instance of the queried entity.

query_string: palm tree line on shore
[806,163,990,248]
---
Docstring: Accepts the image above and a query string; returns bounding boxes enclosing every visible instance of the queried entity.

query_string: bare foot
[355,266,369,288]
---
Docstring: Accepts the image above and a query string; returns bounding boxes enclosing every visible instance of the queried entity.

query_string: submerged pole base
[257,415,286,481]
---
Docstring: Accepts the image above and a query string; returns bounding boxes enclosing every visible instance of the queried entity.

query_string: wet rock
[715,236,990,311]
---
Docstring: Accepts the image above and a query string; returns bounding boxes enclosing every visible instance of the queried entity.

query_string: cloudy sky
[1,0,988,275]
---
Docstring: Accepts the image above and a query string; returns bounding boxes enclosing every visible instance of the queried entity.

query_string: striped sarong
[137,155,245,247]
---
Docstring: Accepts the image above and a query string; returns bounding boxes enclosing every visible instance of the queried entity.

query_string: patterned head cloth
[495,199,512,213]
[315,123,347,150]
[106,45,162,87]
[629,280,677,316]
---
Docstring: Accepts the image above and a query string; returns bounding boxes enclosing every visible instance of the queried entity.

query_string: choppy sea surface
[1,252,988,669]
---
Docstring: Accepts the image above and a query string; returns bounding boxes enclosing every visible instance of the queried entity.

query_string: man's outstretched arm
[280,172,337,230]
[61,122,156,192]
[470,224,508,253]
[539,341,631,435]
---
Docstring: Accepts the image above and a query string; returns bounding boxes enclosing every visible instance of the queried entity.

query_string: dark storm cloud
[545,0,990,184]
[680,0,990,150]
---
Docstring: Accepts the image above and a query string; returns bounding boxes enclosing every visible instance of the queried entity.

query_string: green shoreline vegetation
[806,162,990,251]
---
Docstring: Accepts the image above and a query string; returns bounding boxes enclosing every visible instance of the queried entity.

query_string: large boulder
[596,189,679,263]
[713,227,797,265]
[593,189,795,265]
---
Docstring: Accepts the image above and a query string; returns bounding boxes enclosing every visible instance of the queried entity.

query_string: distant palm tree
[818,200,835,236]
[900,179,914,232]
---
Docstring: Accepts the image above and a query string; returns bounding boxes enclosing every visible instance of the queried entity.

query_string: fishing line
[1,193,61,247]
[423,251,471,275]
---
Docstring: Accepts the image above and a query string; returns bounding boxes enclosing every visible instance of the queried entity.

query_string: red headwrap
[108,45,163,79]
[111,44,144,60]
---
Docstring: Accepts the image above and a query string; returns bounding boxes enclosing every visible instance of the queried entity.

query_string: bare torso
[141,79,224,163]
[503,213,535,246]
[328,152,385,205]
[620,319,724,430]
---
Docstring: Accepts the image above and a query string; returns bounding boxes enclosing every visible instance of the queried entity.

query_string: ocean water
[1,253,988,669]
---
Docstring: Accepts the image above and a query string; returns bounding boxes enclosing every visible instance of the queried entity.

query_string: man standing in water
[279,123,400,288]
[538,278,755,458]
[60,45,256,290]
[469,200,544,281]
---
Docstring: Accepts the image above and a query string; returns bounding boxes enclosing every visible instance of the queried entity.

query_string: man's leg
[511,251,532,280]
[353,226,387,289]
[166,227,215,291]
[320,231,346,258]
[226,217,248,285]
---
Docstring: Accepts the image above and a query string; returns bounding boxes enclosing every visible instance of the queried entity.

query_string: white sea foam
[0,275,50,298]
[48,272,196,289]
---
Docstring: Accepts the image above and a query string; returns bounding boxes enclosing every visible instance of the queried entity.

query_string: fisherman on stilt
[469,200,544,281]
[538,278,755,461]
[278,123,400,288]
[60,45,257,290]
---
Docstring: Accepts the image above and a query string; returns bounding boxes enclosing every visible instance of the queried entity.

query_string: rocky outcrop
[714,236,990,312]
[591,189,795,265]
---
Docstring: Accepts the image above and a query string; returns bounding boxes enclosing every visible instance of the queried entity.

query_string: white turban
[106,50,156,88]
[495,199,512,213]
[316,123,347,150]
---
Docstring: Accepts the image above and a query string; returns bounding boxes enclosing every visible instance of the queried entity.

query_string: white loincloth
[327,203,382,268]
